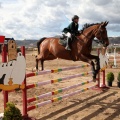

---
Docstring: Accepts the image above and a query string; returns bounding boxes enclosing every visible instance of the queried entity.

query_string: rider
[62,15,79,50]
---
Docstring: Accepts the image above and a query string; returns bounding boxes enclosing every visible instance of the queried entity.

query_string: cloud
[0,0,120,39]
[92,0,113,6]
[108,24,120,32]
[0,2,2,8]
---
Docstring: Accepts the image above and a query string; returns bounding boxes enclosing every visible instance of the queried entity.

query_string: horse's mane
[82,23,101,31]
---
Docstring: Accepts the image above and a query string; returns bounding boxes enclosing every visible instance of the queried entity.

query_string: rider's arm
[69,22,75,34]
[69,22,79,35]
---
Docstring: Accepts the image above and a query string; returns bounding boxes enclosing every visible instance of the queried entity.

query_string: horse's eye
[101,30,104,33]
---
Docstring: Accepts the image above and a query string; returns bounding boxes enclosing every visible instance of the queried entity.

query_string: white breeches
[65,32,71,38]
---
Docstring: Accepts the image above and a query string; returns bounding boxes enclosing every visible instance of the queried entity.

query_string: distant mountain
[109,37,120,44]
[16,37,120,47]
[16,40,38,47]
[92,37,120,46]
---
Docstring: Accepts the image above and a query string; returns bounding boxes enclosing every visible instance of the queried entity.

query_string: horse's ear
[105,21,109,26]
[106,21,109,26]
[101,21,109,27]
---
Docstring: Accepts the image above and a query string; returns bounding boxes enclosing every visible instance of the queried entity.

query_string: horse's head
[94,21,109,47]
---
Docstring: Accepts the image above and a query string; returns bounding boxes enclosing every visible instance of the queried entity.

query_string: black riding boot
[65,38,71,51]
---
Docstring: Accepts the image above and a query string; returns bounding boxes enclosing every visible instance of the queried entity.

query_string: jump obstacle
[106,48,120,68]
[1,45,107,119]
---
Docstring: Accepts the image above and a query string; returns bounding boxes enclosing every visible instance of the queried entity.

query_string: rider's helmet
[72,15,79,21]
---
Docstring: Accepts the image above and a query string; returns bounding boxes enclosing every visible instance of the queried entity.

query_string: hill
[15,37,120,47]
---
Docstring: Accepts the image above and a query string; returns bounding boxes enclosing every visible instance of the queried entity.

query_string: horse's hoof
[32,67,41,72]
[93,78,96,82]
[32,68,35,72]
[32,67,37,72]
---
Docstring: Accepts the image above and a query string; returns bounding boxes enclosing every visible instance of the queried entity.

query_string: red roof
[0,36,5,43]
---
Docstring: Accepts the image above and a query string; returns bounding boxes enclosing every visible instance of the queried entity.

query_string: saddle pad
[59,38,67,47]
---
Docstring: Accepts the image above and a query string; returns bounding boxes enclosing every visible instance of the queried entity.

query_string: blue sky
[0,0,120,39]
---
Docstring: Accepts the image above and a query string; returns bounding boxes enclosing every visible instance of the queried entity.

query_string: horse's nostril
[104,43,109,47]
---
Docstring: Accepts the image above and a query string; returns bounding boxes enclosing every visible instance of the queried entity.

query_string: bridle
[95,26,105,43]
[94,25,108,47]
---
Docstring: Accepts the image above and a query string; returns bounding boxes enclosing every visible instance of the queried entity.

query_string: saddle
[59,34,75,47]
[58,31,83,47]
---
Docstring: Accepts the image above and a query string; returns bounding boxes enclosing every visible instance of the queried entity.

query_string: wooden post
[102,70,106,87]
[100,47,109,89]
[95,48,100,88]
[2,45,8,109]
[21,46,28,118]
[101,70,109,88]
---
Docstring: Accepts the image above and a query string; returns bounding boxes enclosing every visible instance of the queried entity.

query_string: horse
[36,21,109,81]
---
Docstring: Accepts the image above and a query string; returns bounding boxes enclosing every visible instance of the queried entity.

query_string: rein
[74,35,84,44]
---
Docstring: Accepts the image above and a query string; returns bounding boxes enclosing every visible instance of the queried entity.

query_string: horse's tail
[37,37,46,54]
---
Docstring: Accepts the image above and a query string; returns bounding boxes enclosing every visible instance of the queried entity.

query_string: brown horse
[36,21,109,81]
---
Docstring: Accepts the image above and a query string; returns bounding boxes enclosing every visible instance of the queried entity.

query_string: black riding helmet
[72,15,79,21]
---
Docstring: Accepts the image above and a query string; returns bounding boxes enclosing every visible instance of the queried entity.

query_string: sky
[0,0,120,40]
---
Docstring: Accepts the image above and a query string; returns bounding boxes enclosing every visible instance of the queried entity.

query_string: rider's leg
[65,32,71,51]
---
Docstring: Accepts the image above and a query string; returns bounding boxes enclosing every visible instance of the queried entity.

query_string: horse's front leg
[85,54,100,73]
[82,54,100,79]
[79,55,97,82]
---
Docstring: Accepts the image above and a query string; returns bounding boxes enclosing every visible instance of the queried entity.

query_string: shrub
[117,72,120,82]
[3,102,22,120]
[107,72,114,82]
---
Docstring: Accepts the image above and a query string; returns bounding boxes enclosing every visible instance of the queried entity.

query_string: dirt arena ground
[0,51,120,120]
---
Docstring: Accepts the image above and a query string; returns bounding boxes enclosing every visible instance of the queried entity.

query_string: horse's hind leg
[35,57,39,71]
[36,52,57,71]
[40,54,57,70]
[41,59,44,71]
[36,54,46,71]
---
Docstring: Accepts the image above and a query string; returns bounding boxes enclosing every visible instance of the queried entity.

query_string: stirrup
[65,46,71,51]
